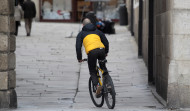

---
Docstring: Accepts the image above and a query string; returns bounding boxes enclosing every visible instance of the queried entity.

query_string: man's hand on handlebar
[78,60,83,63]
[78,59,88,63]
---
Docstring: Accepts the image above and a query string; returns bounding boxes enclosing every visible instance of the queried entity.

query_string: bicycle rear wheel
[89,77,104,107]
[104,74,116,109]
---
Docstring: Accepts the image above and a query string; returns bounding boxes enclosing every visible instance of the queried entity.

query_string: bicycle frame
[97,66,104,86]
[86,58,116,109]
[83,58,105,86]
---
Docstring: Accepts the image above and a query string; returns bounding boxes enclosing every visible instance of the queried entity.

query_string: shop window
[77,1,91,21]
[41,0,72,20]
[94,0,125,20]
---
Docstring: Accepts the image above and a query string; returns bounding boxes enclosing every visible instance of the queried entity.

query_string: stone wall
[126,0,139,38]
[134,3,139,43]
[154,0,171,101]
[0,0,17,108]
[167,0,190,108]
[127,0,149,66]
[142,0,149,66]
[126,0,131,30]
[152,0,190,108]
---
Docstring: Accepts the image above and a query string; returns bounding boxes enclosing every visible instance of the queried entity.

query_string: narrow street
[12,22,166,111]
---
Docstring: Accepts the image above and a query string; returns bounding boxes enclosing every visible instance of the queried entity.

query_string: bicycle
[83,59,116,109]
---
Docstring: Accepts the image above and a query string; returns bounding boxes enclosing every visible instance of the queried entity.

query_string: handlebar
[82,58,107,63]
[82,59,88,61]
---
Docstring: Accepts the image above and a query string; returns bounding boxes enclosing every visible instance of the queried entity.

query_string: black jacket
[22,0,36,19]
[76,23,109,60]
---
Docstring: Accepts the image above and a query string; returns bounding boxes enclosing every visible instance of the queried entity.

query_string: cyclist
[76,18,109,96]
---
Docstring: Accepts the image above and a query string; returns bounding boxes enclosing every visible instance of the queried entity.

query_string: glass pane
[94,0,125,20]
[42,0,72,20]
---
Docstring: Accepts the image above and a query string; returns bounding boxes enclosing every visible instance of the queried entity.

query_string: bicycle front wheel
[89,77,104,107]
[104,74,116,109]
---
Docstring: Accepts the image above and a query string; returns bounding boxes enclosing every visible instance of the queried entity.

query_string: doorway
[148,0,154,83]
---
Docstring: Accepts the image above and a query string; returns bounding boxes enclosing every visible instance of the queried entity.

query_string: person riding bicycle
[76,18,109,96]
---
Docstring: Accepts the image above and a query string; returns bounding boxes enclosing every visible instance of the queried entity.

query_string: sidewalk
[15,22,81,110]
[9,22,168,111]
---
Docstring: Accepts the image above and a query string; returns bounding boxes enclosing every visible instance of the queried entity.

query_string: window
[94,0,125,20]
[41,0,72,20]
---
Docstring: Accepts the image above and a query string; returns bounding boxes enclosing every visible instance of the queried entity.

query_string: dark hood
[82,23,96,31]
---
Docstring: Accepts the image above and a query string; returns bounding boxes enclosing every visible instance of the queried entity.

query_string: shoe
[27,33,30,36]
[95,85,102,98]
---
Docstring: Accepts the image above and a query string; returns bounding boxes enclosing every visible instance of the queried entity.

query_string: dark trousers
[88,48,108,86]
[25,18,32,35]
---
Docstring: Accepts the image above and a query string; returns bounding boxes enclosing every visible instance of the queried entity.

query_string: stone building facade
[127,0,190,108]
[0,0,17,108]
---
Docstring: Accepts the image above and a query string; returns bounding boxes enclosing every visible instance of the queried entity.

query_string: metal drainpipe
[131,0,134,36]
[138,0,143,58]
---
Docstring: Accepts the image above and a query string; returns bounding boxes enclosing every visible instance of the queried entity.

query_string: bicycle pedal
[106,84,111,89]
[95,93,102,98]
[107,85,111,89]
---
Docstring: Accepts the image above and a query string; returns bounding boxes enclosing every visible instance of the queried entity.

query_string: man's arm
[76,32,83,62]
[21,2,25,11]
[32,2,36,17]
[19,6,23,18]
[98,30,109,54]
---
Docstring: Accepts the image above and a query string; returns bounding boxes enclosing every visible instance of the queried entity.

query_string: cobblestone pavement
[5,22,174,111]
[13,22,79,110]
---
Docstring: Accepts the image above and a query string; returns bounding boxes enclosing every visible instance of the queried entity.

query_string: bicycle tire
[89,77,104,107]
[103,74,116,109]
